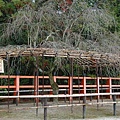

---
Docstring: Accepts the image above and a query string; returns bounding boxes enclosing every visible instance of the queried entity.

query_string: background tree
[0,0,33,22]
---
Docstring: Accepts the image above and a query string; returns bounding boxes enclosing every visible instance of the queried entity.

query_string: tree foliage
[0,0,32,22]
[1,0,119,53]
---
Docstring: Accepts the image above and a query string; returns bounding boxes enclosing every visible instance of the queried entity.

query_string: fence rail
[0,75,120,101]
[0,92,120,98]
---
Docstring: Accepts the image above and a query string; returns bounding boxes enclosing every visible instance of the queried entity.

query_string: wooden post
[13,79,16,103]
[64,89,67,103]
[81,77,86,94]
[82,69,86,118]
[78,79,81,103]
[68,76,73,103]
[106,78,112,99]
[83,96,86,119]
[53,76,56,82]
[44,98,47,120]
[96,77,100,99]
[96,77,99,109]
[34,76,38,102]
[7,53,10,112]
[13,76,20,105]
[34,74,39,116]
[112,95,116,116]
[16,76,20,105]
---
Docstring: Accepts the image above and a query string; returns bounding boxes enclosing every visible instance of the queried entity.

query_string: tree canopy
[0,0,120,53]
[0,0,33,22]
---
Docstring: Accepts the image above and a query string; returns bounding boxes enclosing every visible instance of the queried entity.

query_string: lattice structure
[0,45,119,67]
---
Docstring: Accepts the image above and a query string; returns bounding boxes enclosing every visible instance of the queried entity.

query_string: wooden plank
[1,92,120,99]
[0,86,15,88]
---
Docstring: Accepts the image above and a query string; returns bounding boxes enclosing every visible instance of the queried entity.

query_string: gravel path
[0,100,120,120]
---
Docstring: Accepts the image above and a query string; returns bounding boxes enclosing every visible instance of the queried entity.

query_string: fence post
[106,78,112,99]
[64,89,67,103]
[16,91,19,106]
[44,98,47,120]
[81,77,86,94]
[14,76,19,105]
[68,76,73,103]
[112,95,116,116]
[83,96,86,119]
[96,77,99,110]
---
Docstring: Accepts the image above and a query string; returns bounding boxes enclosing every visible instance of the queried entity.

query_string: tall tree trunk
[48,71,59,104]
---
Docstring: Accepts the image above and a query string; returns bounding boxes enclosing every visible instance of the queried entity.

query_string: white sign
[0,59,4,73]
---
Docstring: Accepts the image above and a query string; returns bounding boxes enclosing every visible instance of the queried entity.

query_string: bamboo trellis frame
[0,45,119,66]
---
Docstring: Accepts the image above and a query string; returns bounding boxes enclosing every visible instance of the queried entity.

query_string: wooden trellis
[0,45,119,67]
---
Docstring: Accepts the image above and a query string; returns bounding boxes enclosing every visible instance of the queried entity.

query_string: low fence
[0,75,120,103]
[0,75,120,94]
[0,75,120,119]
[0,93,119,120]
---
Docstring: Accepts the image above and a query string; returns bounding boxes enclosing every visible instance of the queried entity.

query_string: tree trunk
[48,72,59,104]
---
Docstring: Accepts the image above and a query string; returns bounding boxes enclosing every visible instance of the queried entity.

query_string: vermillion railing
[0,75,120,101]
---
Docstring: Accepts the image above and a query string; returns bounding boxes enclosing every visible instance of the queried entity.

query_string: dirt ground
[0,99,120,120]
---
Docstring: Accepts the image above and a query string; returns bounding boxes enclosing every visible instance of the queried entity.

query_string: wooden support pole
[68,76,73,103]
[106,78,112,99]
[112,95,116,116]
[53,76,56,82]
[7,53,10,112]
[83,96,86,119]
[64,89,67,103]
[70,58,73,104]
[96,77,100,99]
[44,98,47,120]
[96,77,99,109]
[78,79,81,103]
[15,76,20,106]
[34,74,39,116]
[34,76,38,102]
[69,58,73,113]
[81,77,86,94]
[36,56,39,116]
[37,76,39,116]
